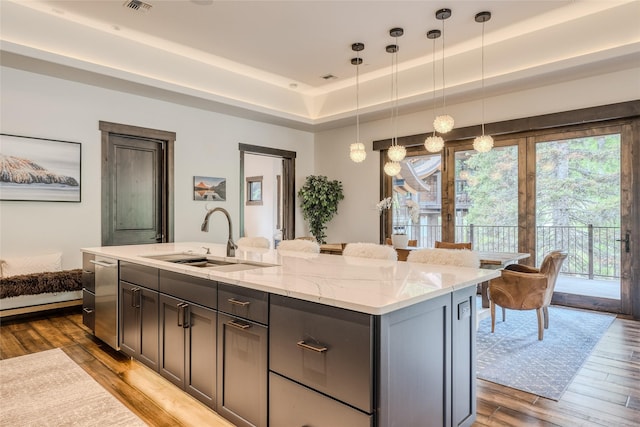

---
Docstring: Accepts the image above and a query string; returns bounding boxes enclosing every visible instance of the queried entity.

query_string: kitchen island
[81,242,500,427]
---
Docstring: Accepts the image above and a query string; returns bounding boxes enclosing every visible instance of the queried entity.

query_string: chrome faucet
[201,207,238,257]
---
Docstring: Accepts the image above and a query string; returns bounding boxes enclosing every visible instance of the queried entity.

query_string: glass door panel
[453,146,519,251]
[390,153,442,248]
[535,133,621,302]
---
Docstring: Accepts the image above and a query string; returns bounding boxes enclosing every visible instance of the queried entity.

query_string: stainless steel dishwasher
[92,256,119,350]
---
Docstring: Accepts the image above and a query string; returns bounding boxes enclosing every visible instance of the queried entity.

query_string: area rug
[476,305,615,401]
[0,348,146,426]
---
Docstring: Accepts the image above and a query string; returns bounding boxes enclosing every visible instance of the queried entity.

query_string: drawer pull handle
[227,320,251,330]
[228,298,251,307]
[296,340,328,353]
[82,308,94,314]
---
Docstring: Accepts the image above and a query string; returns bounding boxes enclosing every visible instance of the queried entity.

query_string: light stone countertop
[82,242,501,315]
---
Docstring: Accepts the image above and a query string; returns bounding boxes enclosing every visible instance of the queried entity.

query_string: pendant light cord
[394,34,399,148]
[441,17,446,113]
[432,36,437,136]
[480,20,486,136]
[356,49,360,143]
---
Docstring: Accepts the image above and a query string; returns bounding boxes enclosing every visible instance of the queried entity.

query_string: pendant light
[473,11,494,153]
[349,42,367,163]
[385,28,405,174]
[433,8,454,134]
[424,29,444,153]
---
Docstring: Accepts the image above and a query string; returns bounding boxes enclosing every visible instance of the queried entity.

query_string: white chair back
[342,243,397,260]
[407,248,480,267]
[237,236,270,249]
[277,239,320,253]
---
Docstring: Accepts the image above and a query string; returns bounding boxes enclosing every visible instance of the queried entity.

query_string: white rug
[0,348,146,426]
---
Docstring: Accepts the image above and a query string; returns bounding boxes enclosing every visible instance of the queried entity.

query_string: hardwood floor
[1,308,639,426]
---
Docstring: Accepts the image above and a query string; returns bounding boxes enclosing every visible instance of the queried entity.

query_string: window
[246,176,263,205]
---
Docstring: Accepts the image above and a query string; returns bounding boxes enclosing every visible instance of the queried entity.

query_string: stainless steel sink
[142,253,274,271]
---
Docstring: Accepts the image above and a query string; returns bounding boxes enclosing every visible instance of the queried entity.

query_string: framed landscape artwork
[0,133,81,202]
[193,176,226,201]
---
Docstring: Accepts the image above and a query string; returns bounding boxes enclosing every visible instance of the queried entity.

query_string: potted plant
[298,175,344,244]
[378,196,420,248]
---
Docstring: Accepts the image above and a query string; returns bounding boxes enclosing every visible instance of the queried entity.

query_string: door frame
[238,144,296,240]
[99,121,175,244]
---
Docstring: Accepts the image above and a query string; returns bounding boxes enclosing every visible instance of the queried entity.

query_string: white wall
[315,67,640,244]
[0,66,314,269]
[244,154,282,247]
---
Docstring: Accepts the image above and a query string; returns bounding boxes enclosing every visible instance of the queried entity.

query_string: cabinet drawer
[218,282,268,324]
[120,262,158,290]
[82,289,95,332]
[269,372,372,427]
[269,294,373,413]
[82,253,95,292]
[159,270,216,309]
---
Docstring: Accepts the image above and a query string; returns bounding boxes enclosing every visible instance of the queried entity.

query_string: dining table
[320,244,529,308]
[394,247,530,308]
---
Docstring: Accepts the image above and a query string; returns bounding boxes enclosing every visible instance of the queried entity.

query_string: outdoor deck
[555,275,620,300]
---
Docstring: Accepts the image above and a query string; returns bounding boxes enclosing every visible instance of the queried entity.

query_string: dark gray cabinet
[118,262,159,371]
[217,283,268,427]
[270,288,476,427]
[159,271,217,409]
[269,294,374,426]
[119,281,159,371]
[452,287,477,427]
[81,253,95,332]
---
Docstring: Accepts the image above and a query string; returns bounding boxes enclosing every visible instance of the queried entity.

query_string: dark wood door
[104,135,163,246]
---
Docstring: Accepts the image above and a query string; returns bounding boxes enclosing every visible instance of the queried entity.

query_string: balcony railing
[405,224,621,279]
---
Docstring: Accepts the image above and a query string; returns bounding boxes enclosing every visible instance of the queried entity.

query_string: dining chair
[406,248,480,267]
[385,238,417,247]
[488,250,568,340]
[277,239,320,253]
[434,241,472,250]
[343,243,397,260]
[237,236,270,249]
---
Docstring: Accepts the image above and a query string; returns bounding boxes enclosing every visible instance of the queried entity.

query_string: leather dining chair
[434,241,472,250]
[488,250,568,340]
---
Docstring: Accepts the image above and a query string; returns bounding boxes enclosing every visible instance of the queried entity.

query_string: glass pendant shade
[349,142,366,163]
[424,135,444,152]
[473,134,494,153]
[433,114,454,133]
[384,161,401,176]
[387,144,406,162]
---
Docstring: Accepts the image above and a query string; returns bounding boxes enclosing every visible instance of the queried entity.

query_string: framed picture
[0,133,81,202]
[194,176,226,201]
[246,176,263,205]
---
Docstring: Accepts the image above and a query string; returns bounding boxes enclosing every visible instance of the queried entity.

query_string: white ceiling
[1,0,639,131]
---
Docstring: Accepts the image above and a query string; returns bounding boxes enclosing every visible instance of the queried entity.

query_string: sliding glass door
[531,126,631,313]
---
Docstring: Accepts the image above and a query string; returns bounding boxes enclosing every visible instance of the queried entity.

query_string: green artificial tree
[298,175,344,244]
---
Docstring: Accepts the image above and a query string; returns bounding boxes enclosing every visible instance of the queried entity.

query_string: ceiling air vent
[123,0,152,13]
[321,74,338,81]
